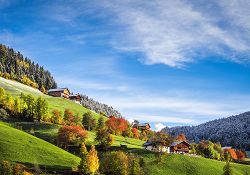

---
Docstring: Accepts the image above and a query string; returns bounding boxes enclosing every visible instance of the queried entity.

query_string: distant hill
[162,112,250,150]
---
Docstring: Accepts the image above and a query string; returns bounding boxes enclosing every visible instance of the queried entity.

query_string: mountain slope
[0,122,80,167]
[0,77,101,119]
[162,112,250,149]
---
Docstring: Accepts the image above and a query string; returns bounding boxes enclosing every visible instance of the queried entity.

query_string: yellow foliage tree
[87,145,99,174]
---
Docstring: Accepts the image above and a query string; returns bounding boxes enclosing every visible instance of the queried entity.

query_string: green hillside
[11,122,144,149]
[135,150,250,175]
[0,122,80,168]
[0,77,101,119]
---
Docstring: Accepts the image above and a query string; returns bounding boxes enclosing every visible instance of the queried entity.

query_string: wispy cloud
[45,0,250,67]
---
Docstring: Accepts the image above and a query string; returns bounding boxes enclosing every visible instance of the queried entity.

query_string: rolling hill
[135,150,250,175]
[0,121,80,168]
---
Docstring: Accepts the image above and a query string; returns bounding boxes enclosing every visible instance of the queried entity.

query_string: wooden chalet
[133,123,151,130]
[170,141,190,154]
[143,141,170,153]
[69,94,81,104]
[47,88,70,99]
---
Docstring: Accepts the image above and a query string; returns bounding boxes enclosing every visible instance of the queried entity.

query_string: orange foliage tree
[131,128,139,139]
[105,116,128,135]
[236,150,246,161]
[176,134,187,141]
[57,125,88,150]
[224,148,237,160]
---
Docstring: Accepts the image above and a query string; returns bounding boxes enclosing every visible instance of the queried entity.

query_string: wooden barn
[69,94,81,104]
[133,123,151,130]
[170,141,190,154]
[143,141,170,153]
[47,88,70,99]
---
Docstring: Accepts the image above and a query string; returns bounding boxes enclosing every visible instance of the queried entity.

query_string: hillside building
[69,94,82,104]
[47,88,70,99]
[170,141,190,154]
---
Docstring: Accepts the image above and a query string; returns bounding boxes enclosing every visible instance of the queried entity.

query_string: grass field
[0,122,80,168]
[11,121,145,149]
[0,77,101,119]
[133,150,250,175]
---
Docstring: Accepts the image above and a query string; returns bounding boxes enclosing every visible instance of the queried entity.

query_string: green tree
[87,145,99,174]
[129,157,143,175]
[35,97,48,121]
[78,143,89,174]
[223,162,233,175]
[96,117,105,130]
[82,112,96,131]
[13,98,21,115]
[0,87,6,106]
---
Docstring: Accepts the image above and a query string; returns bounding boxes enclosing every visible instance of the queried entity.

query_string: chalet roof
[138,123,151,128]
[170,141,190,147]
[48,88,70,93]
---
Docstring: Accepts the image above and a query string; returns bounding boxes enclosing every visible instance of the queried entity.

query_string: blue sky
[1,0,250,131]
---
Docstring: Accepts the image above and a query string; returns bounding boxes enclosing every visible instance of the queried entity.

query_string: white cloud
[44,0,250,67]
[155,123,167,132]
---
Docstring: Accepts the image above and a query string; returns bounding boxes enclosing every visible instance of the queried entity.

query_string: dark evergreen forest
[0,44,57,90]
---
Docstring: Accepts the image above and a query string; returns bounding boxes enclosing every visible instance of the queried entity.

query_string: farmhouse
[170,141,190,154]
[48,88,70,99]
[143,141,170,153]
[133,123,151,130]
[69,94,81,104]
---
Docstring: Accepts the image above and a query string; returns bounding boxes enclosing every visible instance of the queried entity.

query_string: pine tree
[223,162,233,175]
[97,117,105,130]
[78,143,89,174]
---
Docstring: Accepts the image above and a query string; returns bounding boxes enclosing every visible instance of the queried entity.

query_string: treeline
[80,94,122,118]
[190,140,247,161]
[163,112,250,150]
[0,88,49,122]
[0,44,57,90]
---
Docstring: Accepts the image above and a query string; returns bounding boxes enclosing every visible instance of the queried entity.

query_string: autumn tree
[131,128,139,139]
[87,145,99,174]
[236,150,246,161]
[58,125,88,150]
[0,87,6,106]
[64,109,75,125]
[78,143,89,174]
[95,128,113,148]
[101,151,129,175]
[106,116,128,135]
[51,109,63,124]
[176,134,187,141]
